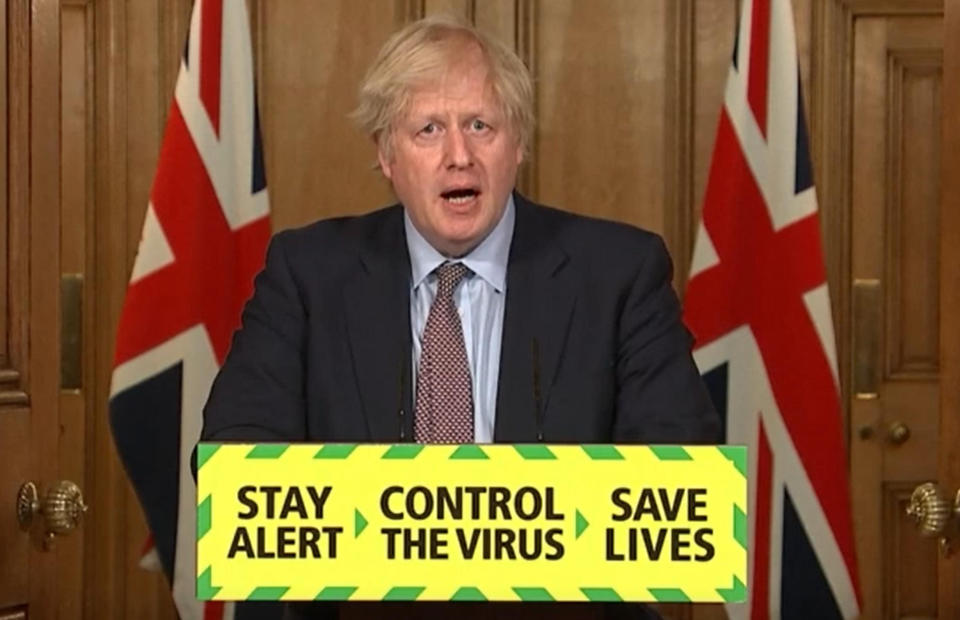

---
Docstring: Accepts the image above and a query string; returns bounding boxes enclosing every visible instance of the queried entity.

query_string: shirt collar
[405,194,515,293]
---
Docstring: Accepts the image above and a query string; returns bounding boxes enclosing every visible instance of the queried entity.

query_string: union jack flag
[109,1,271,618]
[683,0,861,617]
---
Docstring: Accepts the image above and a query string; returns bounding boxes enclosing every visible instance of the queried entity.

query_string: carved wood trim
[0,0,9,377]
[0,368,28,405]
[812,0,856,432]
[250,0,266,155]
[29,0,64,612]
[5,0,31,407]
[665,0,694,295]
[885,49,943,380]
[399,0,426,23]
[59,1,97,616]
[939,0,960,613]
[515,0,538,199]
[251,0,264,98]
[159,1,191,134]
[91,0,133,617]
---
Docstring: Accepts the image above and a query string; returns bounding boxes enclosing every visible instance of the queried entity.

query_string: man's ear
[513,129,524,166]
[376,135,393,179]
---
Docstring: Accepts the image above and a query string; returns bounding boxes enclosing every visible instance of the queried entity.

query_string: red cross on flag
[683,0,861,617]
[109,1,271,618]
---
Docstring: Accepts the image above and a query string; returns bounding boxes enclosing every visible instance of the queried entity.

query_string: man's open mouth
[441,188,480,205]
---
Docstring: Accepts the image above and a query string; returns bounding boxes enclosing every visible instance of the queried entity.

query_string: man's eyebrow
[457,110,495,121]
[405,108,498,125]
[400,113,438,127]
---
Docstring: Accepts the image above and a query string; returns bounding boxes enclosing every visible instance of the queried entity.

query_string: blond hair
[352,15,534,161]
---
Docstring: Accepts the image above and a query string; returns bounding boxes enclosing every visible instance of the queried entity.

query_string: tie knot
[435,262,469,299]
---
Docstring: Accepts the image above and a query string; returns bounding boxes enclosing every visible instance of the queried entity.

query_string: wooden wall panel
[691,0,736,240]
[474,0,517,47]
[258,1,399,231]
[424,0,472,18]
[535,1,667,231]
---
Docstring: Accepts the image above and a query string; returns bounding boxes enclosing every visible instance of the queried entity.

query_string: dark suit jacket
[202,193,720,619]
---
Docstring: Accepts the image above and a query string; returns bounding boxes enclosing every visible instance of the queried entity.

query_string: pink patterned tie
[414,262,474,443]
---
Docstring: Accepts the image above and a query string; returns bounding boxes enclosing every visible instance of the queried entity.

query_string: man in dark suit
[202,14,718,620]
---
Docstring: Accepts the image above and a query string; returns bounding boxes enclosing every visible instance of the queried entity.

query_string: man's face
[378,47,522,257]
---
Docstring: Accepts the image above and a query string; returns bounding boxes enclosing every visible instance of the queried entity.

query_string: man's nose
[443,129,473,169]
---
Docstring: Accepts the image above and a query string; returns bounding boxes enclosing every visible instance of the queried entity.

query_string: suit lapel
[494,195,577,442]
[343,207,413,442]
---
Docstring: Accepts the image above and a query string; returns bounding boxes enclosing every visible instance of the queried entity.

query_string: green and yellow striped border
[196,567,747,603]
[197,443,747,469]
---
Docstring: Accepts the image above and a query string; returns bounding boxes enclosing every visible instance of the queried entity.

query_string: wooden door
[933,1,960,615]
[0,0,87,619]
[841,0,960,618]
[914,0,960,617]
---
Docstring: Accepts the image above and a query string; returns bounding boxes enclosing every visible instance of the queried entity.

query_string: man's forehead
[406,81,497,108]
[402,72,500,116]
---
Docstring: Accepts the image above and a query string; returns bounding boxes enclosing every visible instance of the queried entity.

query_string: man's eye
[471,119,488,131]
[419,123,437,135]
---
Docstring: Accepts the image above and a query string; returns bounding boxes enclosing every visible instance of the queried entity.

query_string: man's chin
[435,230,485,258]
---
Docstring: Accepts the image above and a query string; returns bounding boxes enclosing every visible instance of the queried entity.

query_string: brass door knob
[906,482,954,537]
[17,480,87,541]
[888,422,911,445]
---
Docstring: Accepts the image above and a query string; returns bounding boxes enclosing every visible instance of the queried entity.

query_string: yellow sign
[196,443,746,603]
